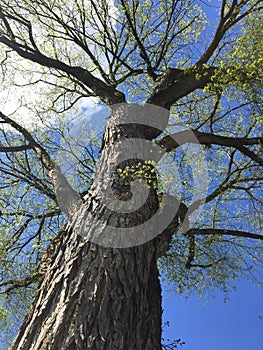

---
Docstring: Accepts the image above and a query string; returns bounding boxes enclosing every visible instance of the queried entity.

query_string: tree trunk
[10,231,162,349]
[10,103,172,350]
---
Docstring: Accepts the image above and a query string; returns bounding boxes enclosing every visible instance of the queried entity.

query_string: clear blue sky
[162,279,263,350]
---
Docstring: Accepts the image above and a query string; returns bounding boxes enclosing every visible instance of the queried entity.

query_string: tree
[0,0,262,349]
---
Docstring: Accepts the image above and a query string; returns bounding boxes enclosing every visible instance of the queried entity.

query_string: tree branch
[0,144,32,152]
[156,130,263,165]
[0,274,38,294]
[147,1,262,109]
[0,33,125,105]
[147,66,215,109]
[0,112,80,216]
[186,228,263,241]
[120,0,157,80]
[196,0,262,66]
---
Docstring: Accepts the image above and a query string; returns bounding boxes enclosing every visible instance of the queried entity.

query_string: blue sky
[162,279,263,350]
[159,5,262,348]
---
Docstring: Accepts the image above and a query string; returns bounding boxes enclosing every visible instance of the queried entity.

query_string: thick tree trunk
[10,230,162,349]
[10,103,172,350]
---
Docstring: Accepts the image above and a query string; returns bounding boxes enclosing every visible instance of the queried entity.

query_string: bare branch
[120,0,158,80]
[0,274,38,295]
[0,6,15,39]
[0,144,32,152]
[157,130,263,165]
[185,233,196,269]
[0,112,80,216]
[0,111,54,172]
[186,228,263,241]
[0,16,125,105]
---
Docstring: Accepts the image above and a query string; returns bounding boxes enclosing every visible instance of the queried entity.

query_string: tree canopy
[0,0,262,347]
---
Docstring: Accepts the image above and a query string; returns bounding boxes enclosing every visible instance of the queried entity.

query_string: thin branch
[120,0,157,80]
[185,233,196,269]
[188,258,227,269]
[0,274,38,294]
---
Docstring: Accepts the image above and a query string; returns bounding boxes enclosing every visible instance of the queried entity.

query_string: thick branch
[186,228,263,241]
[147,66,215,109]
[0,35,125,105]
[0,112,80,216]
[157,130,263,165]
[0,111,54,171]
[0,144,32,152]
[147,1,262,108]
[194,131,263,148]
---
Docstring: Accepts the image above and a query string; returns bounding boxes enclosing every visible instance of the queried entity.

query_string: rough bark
[146,66,215,109]
[10,227,162,350]
[10,103,172,350]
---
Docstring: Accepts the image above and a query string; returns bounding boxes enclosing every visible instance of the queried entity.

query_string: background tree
[0,0,262,349]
